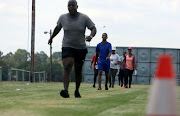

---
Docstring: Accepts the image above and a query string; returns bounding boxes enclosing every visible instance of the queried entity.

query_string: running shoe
[105,85,108,90]
[124,85,128,88]
[121,83,123,87]
[98,87,102,90]
[74,90,81,98]
[60,90,69,98]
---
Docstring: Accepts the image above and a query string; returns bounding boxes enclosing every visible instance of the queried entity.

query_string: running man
[48,0,97,98]
[95,33,112,90]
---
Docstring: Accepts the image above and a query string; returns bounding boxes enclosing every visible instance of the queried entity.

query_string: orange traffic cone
[146,54,179,116]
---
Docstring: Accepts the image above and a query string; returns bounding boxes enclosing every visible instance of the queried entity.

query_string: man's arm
[106,51,112,60]
[86,26,97,42]
[133,55,137,70]
[48,25,62,45]
[90,56,95,68]
[95,52,99,65]
[115,55,121,65]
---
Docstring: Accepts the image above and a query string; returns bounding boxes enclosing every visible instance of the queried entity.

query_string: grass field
[0,82,180,116]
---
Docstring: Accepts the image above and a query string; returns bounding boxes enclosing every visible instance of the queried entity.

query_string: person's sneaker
[109,85,111,88]
[60,90,69,98]
[105,86,108,90]
[93,85,95,88]
[129,85,131,88]
[74,90,81,98]
[98,87,102,90]
[124,85,128,88]
[121,83,123,87]
[105,85,108,90]
[112,86,114,88]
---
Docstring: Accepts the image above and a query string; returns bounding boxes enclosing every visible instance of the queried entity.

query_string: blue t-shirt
[96,42,112,63]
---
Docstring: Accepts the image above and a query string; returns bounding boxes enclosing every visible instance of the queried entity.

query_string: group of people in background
[90,41,137,90]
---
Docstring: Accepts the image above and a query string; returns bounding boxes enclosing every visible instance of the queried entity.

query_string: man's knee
[98,70,102,76]
[64,63,73,71]
[74,63,83,74]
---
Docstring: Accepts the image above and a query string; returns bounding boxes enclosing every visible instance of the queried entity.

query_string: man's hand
[114,63,119,65]
[48,38,52,45]
[85,36,92,42]
[120,66,122,69]
[90,65,92,69]
[106,57,110,60]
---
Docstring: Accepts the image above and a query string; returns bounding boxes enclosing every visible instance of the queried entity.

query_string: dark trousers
[118,69,125,85]
[109,68,118,87]
[124,69,134,87]
[93,69,98,85]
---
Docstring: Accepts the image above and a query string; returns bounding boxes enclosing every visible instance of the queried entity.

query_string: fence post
[16,70,18,81]
[8,67,11,81]
[0,67,2,81]
[44,71,45,82]
[28,71,30,81]
[33,73,35,82]
[39,73,41,82]
[22,71,24,81]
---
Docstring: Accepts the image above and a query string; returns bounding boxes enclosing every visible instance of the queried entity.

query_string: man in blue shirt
[95,33,112,90]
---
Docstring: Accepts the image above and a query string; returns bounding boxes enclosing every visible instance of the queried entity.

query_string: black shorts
[62,47,88,62]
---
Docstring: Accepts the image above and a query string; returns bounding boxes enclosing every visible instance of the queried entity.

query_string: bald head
[68,0,78,16]
[68,0,77,5]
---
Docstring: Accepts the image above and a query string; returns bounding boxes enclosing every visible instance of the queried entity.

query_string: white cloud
[0,3,6,13]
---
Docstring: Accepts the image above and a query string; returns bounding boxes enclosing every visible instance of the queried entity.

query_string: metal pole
[44,71,45,82]
[29,71,30,81]
[8,67,11,81]
[16,70,18,81]
[22,71,25,81]
[39,73,41,82]
[30,0,35,82]
[33,73,35,82]
[50,29,52,82]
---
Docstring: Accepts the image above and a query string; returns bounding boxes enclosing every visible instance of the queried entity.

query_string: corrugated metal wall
[82,46,180,85]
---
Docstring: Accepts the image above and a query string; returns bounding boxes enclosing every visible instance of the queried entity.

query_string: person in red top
[90,55,98,88]
[124,47,136,88]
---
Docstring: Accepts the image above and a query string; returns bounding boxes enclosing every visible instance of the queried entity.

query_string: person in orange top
[90,55,98,88]
[124,47,136,88]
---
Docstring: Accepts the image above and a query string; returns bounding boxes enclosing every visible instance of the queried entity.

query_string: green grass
[0,82,179,116]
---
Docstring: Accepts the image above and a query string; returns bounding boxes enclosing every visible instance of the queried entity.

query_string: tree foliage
[0,49,64,82]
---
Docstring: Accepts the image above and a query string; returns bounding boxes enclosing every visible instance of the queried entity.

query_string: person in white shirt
[109,47,120,88]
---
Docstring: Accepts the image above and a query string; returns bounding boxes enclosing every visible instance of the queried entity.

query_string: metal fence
[2,68,46,82]
[83,46,180,85]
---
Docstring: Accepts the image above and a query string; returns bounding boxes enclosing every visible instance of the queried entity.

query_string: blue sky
[0,0,180,56]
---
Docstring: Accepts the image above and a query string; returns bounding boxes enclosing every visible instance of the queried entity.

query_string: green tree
[0,52,13,81]
[52,52,62,61]
[0,49,65,82]
[12,49,30,69]
[0,51,3,58]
